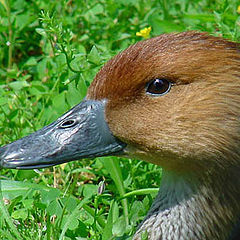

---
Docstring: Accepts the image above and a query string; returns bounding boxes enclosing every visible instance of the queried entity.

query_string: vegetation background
[0,0,239,239]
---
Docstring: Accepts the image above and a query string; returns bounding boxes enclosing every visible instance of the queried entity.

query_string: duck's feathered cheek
[0,100,126,169]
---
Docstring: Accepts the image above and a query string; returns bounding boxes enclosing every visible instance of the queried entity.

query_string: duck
[0,31,240,240]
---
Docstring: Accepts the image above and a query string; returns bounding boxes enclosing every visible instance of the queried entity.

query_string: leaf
[100,157,129,226]
[83,184,98,198]
[102,200,114,240]
[90,3,104,15]
[0,0,7,11]
[15,169,38,181]
[8,109,18,120]
[112,217,126,237]
[24,57,37,67]
[41,188,61,204]
[148,13,185,34]
[61,216,79,230]
[8,80,30,91]
[61,196,78,212]
[77,220,88,237]
[112,201,119,224]
[59,198,89,240]
[0,180,60,201]
[117,0,136,5]
[66,80,82,107]
[183,13,215,22]
[77,45,86,55]
[55,53,66,68]
[11,208,28,220]
[52,91,67,114]
[36,58,47,79]
[22,199,34,209]
[0,97,8,106]
[47,200,63,217]
[102,200,120,239]
[15,13,30,30]
[87,46,101,65]
[35,28,47,37]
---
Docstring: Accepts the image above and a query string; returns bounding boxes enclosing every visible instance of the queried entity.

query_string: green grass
[0,0,239,239]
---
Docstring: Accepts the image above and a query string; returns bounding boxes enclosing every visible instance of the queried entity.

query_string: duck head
[0,31,240,177]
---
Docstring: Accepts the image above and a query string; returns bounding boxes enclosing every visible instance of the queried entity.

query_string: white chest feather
[133,171,238,240]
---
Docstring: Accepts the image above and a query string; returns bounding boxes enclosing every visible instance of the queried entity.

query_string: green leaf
[8,81,30,91]
[47,200,62,217]
[83,184,98,198]
[15,13,30,30]
[183,14,215,22]
[35,28,47,37]
[122,188,158,198]
[12,0,26,10]
[52,91,67,114]
[89,3,104,15]
[22,199,34,209]
[102,200,114,240]
[24,57,37,67]
[0,0,7,11]
[76,45,86,55]
[117,0,136,5]
[112,201,119,224]
[100,157,129,225]
[41,188,61,204]
[112,217,126,237]
[78,220,88,237]
[65,216,79,230]
[66,80,81,107]
[56,53,66,68]
[0,97,8,106]
[59,198,89,240]
[11,208,28,220]
[62,196,78,212]
[87,46,101,65]
[102,200,119,240]
[36,58,47,79]
[16,170,38,181]
[0,180,60,201]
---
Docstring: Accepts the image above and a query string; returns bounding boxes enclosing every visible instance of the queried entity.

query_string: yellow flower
[237,6,240,14]
[136,27,152,39]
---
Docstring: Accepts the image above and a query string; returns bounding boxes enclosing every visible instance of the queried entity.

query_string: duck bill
[0,100,126,169]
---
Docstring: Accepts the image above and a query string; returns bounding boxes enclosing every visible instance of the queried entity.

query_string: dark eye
[146,78,171,96]
[59,119,77,129]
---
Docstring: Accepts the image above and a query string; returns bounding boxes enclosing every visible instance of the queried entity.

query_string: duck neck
[134,168,240,240]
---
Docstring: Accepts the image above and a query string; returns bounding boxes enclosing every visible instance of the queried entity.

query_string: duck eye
[146,78,171,96]
[59,119,77,129]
